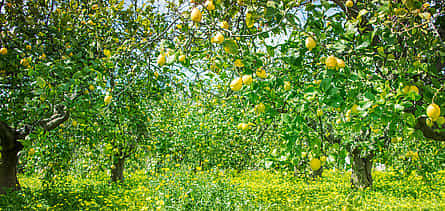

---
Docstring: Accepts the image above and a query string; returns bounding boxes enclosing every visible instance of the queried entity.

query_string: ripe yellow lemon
[317,109,323,117]
[213,32,224,44]
[242,75,252,85]
[72,120,78,127]
[326,55,337,69]
[314,80,321,85]
[230,77,243,91]
[310,158,321,171]
[104,95,112,105]
[284,81,291,91]
[255,103,266,114]
[409,86,419,95]
[157,53,166,66]
[0,48,7,55]
[427,103,440,121]
[234,59,244,67]
[205,0,215,11]
[402,85,410,94]
[305,37,316,51]
[29,148,36,155]
[191,8,202,23]
[89,85,95,91]
[178,55,186,62]
[237,123,249,130]
[256,67,267,79]
[220,21,229,29]
[351,104,359,114]
[336,58,345,69]
[346,0,354,8]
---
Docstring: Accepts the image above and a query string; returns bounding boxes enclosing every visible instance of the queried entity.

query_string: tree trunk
[0,121,23,194]
[111,157,125,183]
[0,146,22,194]
[350,150,373,189]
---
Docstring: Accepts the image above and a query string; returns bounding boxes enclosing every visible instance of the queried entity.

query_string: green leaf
[320,78,332,92]
[36,77,46,88]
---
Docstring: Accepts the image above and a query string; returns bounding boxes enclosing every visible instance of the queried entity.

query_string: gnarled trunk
[0,121,23,194]
[350,149,373,189]
[0,145,22,193]
[111,157,125,183]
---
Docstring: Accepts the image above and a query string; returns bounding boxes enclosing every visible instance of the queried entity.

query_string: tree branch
[38,104,70,131]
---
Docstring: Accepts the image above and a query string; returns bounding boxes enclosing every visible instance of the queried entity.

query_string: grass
[0,168,444,210]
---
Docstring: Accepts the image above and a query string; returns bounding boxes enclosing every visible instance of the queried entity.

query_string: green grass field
[1,168,444,210]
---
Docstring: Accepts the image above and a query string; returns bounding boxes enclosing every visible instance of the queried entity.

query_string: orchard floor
[1,168,444,210]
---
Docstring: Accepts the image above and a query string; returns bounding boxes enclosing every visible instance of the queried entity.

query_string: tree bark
[350,149,373,189]
[111,156,125,183]
[0,121,23,194]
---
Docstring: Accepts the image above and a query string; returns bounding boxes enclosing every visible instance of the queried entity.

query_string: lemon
[402,85,410,94]
[351,104,359,114]
[426,117,434,127]
[234,59,244,67]
[284,81,291,91]
[230,77,243,91]
[29,148,36,155]
[92,4,99,10]
[104,49,111,57]
[336,58,345,69]
[255,103,266,114]
[326,55,337,69]
[246,12,254,28]
[305,37,316,51]
[345,0,353,8]
[310,158,321,171]
[317,109,323,117]
[157,53,166,66]
[211,32,224,44]
[409,86,419,95]
[426,103,440,121]
[178,55,186,62]
[256,67,267,79]
[191,8,202,23]
[89,85,95,91]
[314,80,321,85]
[237,123,249,130]
[104,95,112,105]
[72,120,78,127]
[39,53,46,60]
[242,75,252,85]
[0,48,7,55]
[20,58,30,67]
[205,0,215,11]
[220,21,229,29]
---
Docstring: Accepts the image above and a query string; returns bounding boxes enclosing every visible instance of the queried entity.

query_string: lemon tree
[168,0,445,189]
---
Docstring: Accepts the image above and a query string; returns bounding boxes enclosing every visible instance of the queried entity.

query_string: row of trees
[1,0,444,192]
